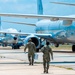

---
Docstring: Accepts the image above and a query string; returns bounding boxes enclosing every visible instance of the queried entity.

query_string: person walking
[24,39,36,65]
[40,41,53,73]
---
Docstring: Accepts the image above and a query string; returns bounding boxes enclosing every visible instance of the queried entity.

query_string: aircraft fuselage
[36,20,75,44]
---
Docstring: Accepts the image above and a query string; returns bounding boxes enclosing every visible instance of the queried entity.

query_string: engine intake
[24,35,40,49]
[13,37,17,40]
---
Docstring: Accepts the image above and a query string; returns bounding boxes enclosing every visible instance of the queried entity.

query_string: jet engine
[24,34,41,52]
[13,36,18,44]
[12,36,23,49]
[13,36,17,40]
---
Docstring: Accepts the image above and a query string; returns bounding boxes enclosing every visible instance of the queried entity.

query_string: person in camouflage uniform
[40,41,53,73]
[24,39,36,65]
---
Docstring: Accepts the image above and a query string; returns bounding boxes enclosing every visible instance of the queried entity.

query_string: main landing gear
[72,45,75,52]
[12,43,20,49]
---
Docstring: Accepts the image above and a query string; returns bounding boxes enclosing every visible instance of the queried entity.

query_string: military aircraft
[0,0,75,52]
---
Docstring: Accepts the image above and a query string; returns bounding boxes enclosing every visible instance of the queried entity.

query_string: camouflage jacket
[41,45,53,62]
[24,42,36,55]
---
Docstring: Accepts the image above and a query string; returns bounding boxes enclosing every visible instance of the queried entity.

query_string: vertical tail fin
[0,17,1,30]
[37,0,43,15]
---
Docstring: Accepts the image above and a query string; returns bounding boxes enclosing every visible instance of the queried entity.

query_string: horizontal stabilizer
[2,20,36,26]
[50,2,75,6]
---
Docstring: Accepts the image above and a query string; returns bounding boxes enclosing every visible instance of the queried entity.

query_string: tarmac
[0,55,75,75]
[0,47,75,75]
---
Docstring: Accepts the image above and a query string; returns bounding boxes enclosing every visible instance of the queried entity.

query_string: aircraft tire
[36,48,39,52]
[12,46,15,49]
[72,45,75,52]
[14,45,19,49]
[55,43,59,47]
[17,45,20,49]
[16,43,20,49]
[12,43,18,49]
[13,46,16,49]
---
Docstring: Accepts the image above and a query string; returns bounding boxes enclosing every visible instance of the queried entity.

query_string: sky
[0,0,75,33]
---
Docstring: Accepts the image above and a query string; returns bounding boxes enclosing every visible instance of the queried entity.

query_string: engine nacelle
[24,34,40,49]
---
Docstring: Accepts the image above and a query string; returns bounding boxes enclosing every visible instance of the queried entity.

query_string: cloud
[2,28,18,33]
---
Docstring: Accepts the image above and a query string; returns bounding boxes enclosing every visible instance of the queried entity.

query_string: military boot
[44,68,46,73]
[29,61,31,65]
[46,68,48,73]
[32,60,33,65]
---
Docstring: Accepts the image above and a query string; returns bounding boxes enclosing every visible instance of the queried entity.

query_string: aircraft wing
[0,31,56,43]
[0,13,75,21]
[0,31,31,36]
[0,31,52,37]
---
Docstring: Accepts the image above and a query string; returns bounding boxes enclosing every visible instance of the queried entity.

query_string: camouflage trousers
[28,53,35,65]
[43,58,50,73]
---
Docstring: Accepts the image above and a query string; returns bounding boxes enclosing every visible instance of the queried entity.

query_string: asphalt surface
[0,47,75,75]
